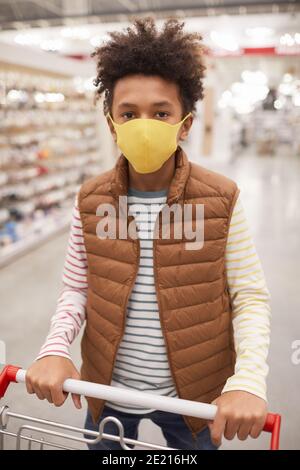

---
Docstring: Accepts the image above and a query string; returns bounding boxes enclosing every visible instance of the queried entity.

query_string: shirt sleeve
[221,192,271,402]
[35,193,88,361]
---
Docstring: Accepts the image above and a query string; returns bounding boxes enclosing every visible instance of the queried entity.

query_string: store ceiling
[0,5,299,58]
[0,0,299,30]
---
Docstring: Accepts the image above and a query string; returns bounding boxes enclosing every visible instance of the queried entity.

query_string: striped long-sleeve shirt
[36,187,271,412]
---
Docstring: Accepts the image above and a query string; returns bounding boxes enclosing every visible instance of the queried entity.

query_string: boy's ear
[106,115,117,141]
[179,114,193,141]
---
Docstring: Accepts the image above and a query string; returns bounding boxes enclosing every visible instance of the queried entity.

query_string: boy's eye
[122,112,134,120]
[156,112,169,119]
[121,111,169,120]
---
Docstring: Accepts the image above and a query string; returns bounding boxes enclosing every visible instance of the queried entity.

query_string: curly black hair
[91,16,207,116]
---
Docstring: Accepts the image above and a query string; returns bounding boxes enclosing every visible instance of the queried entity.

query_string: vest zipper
[152,208,198,443]
[102,205,198,441]
[103,215,140,410]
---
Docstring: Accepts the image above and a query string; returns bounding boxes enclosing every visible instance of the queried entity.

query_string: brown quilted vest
[78,145,240,441]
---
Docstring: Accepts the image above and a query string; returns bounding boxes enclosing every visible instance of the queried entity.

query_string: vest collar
[109,145,191,206]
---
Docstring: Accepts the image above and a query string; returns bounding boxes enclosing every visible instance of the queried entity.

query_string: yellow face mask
[106,112,192,174]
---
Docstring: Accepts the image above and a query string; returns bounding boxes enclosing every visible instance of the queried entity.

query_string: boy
[26,17,271,450]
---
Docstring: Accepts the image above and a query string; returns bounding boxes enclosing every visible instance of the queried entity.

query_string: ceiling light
[245,27,274,38]
[294,33,300,44]
[210,31,239,52]
[280,33,295,46]
[90,34,111,47]
[14,33,40,46]
[61,27,91,40]
[90,36,102,47]
[40,39,63,52]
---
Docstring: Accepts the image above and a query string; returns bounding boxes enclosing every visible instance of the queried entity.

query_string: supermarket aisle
[1,153,300,450]
[0,230,87,449]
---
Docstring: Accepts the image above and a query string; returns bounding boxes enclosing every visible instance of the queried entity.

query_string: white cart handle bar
[0,365,281,450]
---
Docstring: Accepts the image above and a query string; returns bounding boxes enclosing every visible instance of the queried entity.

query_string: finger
[71,393,82,409]
[207,420,213,430]
[250,416,265,439]
[209,411,227,447]
[237,419,253,441]
[39,385,53,404]
[33,384,46,401]
[207,400,217,432]
[51,385,68,407]
[25,377,34,395]
[224,418,240,441]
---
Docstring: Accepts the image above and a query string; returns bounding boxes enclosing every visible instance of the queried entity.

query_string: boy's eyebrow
[118,102,138,109]
[152,101,174,107]
[118,101,174,109]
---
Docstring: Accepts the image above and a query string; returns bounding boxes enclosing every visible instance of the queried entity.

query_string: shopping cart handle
[0,364,281,450]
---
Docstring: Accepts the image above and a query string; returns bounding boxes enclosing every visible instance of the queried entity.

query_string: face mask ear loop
[177,112,192,143]
[106,113,115,125]
[183,112,192,123]
[175,112,192,129]
[107,113,119,132]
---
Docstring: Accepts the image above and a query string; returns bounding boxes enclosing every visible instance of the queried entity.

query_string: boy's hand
[25,356,82,409]
[207,391,267,447]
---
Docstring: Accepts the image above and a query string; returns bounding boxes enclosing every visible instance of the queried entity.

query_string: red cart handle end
[0,364,22,399]
[263,412,281,450]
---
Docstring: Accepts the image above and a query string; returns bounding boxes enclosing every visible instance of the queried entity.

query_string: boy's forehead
[113,75,181,108]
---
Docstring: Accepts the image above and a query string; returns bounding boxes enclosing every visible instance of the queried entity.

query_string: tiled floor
[1,153,299,450]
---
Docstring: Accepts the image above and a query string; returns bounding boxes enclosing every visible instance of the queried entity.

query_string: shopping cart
[0,364,281,450]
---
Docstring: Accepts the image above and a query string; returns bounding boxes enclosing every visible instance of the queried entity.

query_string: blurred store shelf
[0,44,117,267]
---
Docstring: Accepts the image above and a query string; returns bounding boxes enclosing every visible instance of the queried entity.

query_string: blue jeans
[83,405,218,450]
